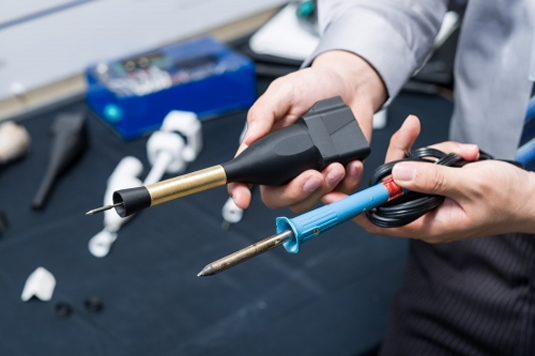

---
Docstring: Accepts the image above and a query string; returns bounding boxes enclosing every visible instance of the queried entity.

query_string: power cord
[367,147,521,228]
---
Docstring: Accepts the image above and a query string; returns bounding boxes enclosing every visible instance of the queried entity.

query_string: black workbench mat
[0,88,451,355]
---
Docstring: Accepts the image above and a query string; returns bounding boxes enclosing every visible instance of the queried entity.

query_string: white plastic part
[104,156,144,231]
[222,197,244,224]
[89,156,143,257]
[160,110,202,162]
[373,108,388,130]
[0,121,30,164]
[221,124,246,228]
[21,267,56,302]
[146,130,187,182]
[89,228,118,258]
[89,112,202,257]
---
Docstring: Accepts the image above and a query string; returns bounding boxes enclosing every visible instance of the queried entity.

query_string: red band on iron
[383,177,403,200]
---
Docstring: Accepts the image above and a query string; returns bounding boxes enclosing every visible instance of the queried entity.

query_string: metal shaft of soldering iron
[198,177,404,276]
[86,97,370,218]
[197,230,294,277]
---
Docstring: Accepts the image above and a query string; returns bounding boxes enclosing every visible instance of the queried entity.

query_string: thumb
[242,77,297,146]
[392,162,466,198]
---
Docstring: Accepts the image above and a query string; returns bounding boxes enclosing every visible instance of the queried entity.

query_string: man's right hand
[228,50,387,213]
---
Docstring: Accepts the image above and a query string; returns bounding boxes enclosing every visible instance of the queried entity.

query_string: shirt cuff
[302,9,421,106]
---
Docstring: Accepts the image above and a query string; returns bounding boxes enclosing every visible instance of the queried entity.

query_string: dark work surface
[0,88,452,355]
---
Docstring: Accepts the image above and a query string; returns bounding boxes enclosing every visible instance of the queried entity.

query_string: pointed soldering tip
[85,202,122,215]
[197,264,215,277]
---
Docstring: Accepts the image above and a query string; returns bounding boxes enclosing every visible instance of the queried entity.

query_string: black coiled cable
[366,147,519,228]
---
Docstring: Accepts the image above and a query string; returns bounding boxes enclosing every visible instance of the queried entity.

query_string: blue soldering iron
[197,177,403,277]
[197,148,485,277]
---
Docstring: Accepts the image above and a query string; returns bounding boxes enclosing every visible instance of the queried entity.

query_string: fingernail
[393,163,416,183]
[347,163,361,178]
[303,177,322,193]
[231,191,247,209]
[326,169,343,187]
[235,143,248,157]
[402,115,413,126]
[459,143,478,151]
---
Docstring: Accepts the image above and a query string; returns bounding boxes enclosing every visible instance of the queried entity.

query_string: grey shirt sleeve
[303,0,451,104]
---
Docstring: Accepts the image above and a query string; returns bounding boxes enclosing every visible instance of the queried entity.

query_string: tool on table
[198,148,514,276]
[88,111,202,257]
[0,121,31,167]
[86,97,371,217]
[0,210,8,237]
[32,112,87,210]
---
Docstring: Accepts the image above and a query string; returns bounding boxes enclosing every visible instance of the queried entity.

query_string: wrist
[311,51,387,142]
[311,50,388,112]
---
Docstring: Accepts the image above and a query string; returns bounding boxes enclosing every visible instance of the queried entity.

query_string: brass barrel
[147,165,227,206]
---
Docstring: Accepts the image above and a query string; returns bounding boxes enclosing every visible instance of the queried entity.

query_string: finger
[351,213,424,238]
[321,190,349,205]
[319,198,426,239]
[228,182,252,209]
[332,160,363,195]
[241,77,296,146]
[322,180,461,241]
[321,188,431,239]
[260,164,346,212]
[391,161,468,199]
[385,115,421,163]
[289,164,347,213]
[429,142,479,161]
[355,197,468,242]
[260,171,323,210]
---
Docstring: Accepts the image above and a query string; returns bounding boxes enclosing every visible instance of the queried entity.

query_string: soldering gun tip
[85,202,122,215]
[197,264,215,277]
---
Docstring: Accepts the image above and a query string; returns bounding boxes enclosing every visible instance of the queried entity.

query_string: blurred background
[0,1,459,355]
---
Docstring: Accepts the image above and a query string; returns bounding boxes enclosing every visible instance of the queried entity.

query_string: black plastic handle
[222,96,370,185]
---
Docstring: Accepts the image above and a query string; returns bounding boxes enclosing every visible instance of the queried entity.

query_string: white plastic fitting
[145,130,186,185]
[221,122,247,228]
[0,121,31,165]
[222,197,244,225]
[160,110,202,162]
[21,267,56,302]
[89,156,144,257]
[373,108,388,130]
[89,112,203,256]
[104,156,144,230]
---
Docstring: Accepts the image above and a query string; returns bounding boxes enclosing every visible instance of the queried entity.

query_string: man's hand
[324,115,535,242]
[228,50,387,213]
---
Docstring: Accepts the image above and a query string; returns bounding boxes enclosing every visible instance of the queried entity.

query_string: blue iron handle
[276,178,402,253]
